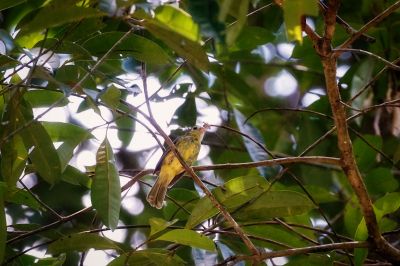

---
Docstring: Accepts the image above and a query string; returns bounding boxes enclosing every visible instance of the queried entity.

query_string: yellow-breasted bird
[147,124,209,209]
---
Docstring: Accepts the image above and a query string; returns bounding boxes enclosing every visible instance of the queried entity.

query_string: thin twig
[334,48,400,71]
[337,0,400,52]
[141,62,154,119]
[220,241,369,265]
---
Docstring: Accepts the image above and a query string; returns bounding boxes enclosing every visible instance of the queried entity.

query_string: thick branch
[320,0,400,262]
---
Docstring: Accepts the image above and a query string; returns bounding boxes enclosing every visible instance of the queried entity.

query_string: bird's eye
[192,126,199,130]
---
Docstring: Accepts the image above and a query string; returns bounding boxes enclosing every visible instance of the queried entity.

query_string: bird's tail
[147,173,170,209]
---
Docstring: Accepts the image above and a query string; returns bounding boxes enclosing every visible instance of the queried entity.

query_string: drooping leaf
[47,233,119,254]
[91,138,121,230]
[18,120,62,185]
[156,229,216,251]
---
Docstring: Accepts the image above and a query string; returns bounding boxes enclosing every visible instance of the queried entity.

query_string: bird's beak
[201,123,210,132]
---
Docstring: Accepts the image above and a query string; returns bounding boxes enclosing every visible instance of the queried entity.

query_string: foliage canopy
[1,0,400,265]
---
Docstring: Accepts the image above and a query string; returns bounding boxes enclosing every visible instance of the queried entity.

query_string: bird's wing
[153,135,181,174]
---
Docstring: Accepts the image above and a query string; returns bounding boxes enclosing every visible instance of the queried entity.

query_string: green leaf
[226,0,250,45]
[34,38,92,60]
[365,168,399,195]
[154,5,200,42]
[285,254,333,266]
[108,250,185,266]
[186,175,268,228]
[375,192,400,215]
[234,109,273,177]
[42,122,92,143]
[60,165,91,188]
[233,26,275,51]
[1,134,28,187]
[42,122,93,170]
[100,86,121,111]
[354,218,368,266]
[0,55,19,70]
[5,187,43,210]
[149,218,179,237]
[163,188,199,221]
[187,0,225,42]
[115,108,135,147]
[0,0,26,11]
[18,5,105,37]
[91,138,121,230]
[24,90,68,108]
[156,229,215,251]
[19,121,62,185]
[144,20,209,71]
[172,94,197,127]
[47,233,118,254]
[282,0,318,43]
[0,182,6,264]
[244,224,310,249]
[35,253,66,266]
[82,32,170,65]
[343,195,362,236]
[286,185,339,203]
[353,135,382,172]
[234,190,315,221]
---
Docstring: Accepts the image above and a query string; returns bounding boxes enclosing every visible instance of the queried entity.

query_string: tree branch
[220,241,369,265]
[319,0,400,263]
[337,0,400,52]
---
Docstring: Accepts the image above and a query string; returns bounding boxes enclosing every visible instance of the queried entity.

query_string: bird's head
[187,123,210,140]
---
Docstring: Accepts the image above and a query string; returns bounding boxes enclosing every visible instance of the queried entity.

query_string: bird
[146,124,209,209]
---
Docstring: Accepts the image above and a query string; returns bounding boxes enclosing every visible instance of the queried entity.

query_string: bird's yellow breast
[160,136,201,176]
